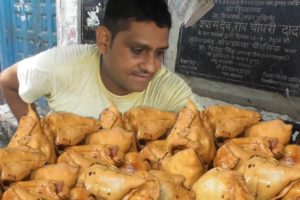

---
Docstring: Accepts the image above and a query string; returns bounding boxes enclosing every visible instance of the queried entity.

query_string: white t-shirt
[17,44,199,118]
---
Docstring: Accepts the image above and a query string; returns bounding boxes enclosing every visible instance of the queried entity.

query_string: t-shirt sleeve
[17,49,55,103]
[17,44,97,104]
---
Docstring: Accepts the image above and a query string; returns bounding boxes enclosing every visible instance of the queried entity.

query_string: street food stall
[0,0,300,199]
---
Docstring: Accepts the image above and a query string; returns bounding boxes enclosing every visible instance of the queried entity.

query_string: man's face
[98,21,169,95]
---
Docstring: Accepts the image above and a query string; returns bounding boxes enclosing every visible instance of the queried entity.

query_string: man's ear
[96,26,111,54]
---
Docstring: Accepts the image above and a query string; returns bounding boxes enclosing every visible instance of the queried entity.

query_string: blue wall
[0,1,14,71]
[0,0,57,72]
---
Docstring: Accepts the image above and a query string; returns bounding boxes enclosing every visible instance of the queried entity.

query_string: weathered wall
[56,0,299,122]
[57,0,80,45]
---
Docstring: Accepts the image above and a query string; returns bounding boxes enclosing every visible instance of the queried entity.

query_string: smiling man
[0,0,199,120]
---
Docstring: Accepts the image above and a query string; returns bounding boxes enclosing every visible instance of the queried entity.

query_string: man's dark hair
[103,0,171,39]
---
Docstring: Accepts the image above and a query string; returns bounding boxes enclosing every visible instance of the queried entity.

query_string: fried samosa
[120,152,151,173]
[2,180,69,200]
[200,105,261,138]
[8,104,43,147]
[192,167,254,200]
[122,171,160,200]
[214,137,283,170]
[57,144,124,172]
[99,101,124,129]
[42,112,101,146]
[161,148,205,188]
[167,100,216,164]
[70,186,95,200]
[8,104,56,164]
[245,119,292,145]
[139,140,169,169]
[281,180,300,200]
[0,181,3,198]
[77,164,146,200]
[239,156,300,200]
[279,144,300,168]
[124,107,177,140]
[85,127,136,153]
[150,170,195,200]
[18,134,57,164]
[0,148,46,182]
[30,163,79,188]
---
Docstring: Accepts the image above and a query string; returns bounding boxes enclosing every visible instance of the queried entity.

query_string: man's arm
[0,64,28,121]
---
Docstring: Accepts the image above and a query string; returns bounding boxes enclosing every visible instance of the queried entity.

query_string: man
[0,0,199,121]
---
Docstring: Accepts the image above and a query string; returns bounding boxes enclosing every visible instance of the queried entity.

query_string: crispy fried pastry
[85,127,136,153]
[214,137,283,170]
[99,101,124,129]
[161,148,205,188]
[42,112,101,146]
[8,104,57,164]
[0,148,46,182]
[139,140,169,169]
[279,144,300,168]
[192,167,254,200]
[30,163,79,188]
[2,180,69,200]
[0,181,3,198]
[8,104,43,147]
[150,170,195,200]
[239,157,300,200]
[245,119,293,145]
[69,186,95,200]
[201,105,261,138]
[122,171,160,200]
[120,152,151,173]
[57,144,124,172]
[167,100,216,164]
[124,107,177,140]
[20,134,56,164]
[281,180,300,200]
[77,164,146,200]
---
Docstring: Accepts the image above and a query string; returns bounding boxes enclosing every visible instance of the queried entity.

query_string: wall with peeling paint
[57,0,80,45]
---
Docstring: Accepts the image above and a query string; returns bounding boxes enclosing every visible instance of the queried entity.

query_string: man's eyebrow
[130,42,169,50]
[158,45,169,50]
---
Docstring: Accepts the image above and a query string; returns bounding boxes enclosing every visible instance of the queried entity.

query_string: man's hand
[0,64,28,121]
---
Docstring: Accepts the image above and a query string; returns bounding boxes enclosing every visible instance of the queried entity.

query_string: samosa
[124,107,177,140]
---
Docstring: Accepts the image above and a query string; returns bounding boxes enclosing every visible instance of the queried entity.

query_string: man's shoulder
[19,44,98,65]
[139,65,193,112]
[53,44,99,72]
[151,65,189,87]
[52,44,98,58]
[17,44,99,75]
[146,65,193,98]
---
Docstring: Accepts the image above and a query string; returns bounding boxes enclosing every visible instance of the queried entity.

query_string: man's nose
[140,53,158,74]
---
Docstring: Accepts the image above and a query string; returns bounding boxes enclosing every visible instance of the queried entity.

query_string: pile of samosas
[0,100,299,200]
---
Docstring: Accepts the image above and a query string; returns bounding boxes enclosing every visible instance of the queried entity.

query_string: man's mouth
[131,73,152,82]
[136,73,151,78]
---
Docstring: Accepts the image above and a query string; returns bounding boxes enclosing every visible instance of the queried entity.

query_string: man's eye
[155,50,165,58]
[131,48,143,54]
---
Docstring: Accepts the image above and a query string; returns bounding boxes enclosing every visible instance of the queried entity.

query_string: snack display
[0,100,298,200]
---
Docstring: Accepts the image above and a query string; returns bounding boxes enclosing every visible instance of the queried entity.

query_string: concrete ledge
[179,75,300,121]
